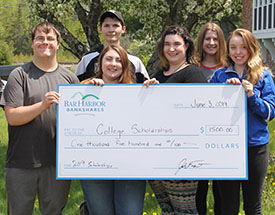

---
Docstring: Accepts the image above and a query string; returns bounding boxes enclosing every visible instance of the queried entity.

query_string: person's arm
[75,52,100,80]
[4,91,59,126]
[138,59,150,80]
[75,57,86,77]
[128,54,150,80]
[210,68,227,83]
[247,71,275,121]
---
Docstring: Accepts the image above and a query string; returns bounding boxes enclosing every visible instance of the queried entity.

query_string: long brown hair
[196,22,227,66]
[81,45,134,84]
[157,25,197,71]
[226,28,264,85]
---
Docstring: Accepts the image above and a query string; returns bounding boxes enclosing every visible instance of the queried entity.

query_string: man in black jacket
[75,10,149,83]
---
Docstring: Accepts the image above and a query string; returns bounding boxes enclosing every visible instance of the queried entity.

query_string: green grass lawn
[0,108,274,215]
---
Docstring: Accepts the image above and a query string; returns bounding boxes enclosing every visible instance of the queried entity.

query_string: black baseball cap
[99,10,125,26]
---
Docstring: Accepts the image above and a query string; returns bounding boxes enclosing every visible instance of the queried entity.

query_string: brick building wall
[243,0,275,74]
[242,0,252,31]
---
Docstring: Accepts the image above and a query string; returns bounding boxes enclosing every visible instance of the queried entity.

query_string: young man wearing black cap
[75,10,149,83]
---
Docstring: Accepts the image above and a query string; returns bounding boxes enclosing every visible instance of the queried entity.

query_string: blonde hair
[226,28,264,85]
[196,23,227,66]
[81,45,134,84]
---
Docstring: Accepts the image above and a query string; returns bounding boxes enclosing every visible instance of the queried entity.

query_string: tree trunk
[35,0,101,59]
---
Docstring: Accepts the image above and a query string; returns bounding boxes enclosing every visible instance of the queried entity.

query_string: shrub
[0,41,13,65]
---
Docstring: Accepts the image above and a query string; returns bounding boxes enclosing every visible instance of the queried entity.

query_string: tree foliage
[14,0,242,74]
[0,41,13,65]
[0,0,33,55]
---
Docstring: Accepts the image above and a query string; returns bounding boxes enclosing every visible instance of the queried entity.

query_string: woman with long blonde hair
[211,28,275,215]
[196,22,227,81]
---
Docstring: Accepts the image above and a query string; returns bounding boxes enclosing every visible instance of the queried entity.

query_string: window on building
[254,8,258,31]
[259,7,262,30]
[268,4,272,28]
[263,5,267,29]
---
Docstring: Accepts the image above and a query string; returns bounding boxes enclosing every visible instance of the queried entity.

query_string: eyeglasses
[34,36,57,44]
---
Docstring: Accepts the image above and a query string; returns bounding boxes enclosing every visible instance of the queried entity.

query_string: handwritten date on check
[57,84,247,180]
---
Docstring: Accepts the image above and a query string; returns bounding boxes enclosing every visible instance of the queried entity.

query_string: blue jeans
[80,180,146,215]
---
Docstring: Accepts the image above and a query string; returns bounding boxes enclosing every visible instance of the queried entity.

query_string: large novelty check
[57,84,247,180]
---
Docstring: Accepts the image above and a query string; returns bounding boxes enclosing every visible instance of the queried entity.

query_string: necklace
[164,61,188,76]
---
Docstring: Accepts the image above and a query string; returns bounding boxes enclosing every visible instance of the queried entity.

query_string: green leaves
[0,0,242,62]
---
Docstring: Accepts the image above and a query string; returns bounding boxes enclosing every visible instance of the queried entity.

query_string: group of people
[0,9,274,215]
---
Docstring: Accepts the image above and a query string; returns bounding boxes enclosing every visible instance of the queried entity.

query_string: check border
[56,83,248,180]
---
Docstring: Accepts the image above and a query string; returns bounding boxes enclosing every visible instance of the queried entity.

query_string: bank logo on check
[63,91,106,115]
[71,92,100,100]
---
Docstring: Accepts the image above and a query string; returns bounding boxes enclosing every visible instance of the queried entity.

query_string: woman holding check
[148,25,206,215]
[210,28,275,215]
[80,44,157,215]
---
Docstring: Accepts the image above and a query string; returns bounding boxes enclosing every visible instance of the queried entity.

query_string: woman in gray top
[196,22,227,82]
[195,22,227,215]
